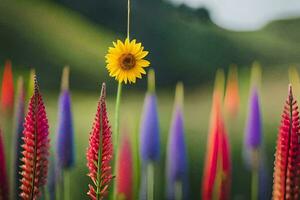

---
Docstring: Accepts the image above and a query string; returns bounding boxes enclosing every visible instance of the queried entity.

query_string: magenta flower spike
[86,83,114,200]
[19,77,50,199]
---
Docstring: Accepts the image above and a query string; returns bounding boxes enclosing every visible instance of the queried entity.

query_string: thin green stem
[251,149,259,200]
[64,170,71,200]
[111,82,122,199]
[147,163,154,200]
[127,0,131,39]
[113,82,122,157]
[175,181,182,200]
[251,167,258,200]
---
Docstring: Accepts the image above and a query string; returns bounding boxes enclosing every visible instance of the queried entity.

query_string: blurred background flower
[166,83,188,200]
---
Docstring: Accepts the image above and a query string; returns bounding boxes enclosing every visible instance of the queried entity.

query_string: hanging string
[127,0,131,39]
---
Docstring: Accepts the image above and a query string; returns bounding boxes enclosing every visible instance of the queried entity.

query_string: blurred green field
[1,0,300,90]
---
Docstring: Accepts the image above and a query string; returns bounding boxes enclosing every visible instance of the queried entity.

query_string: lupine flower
[86,83,113,200]
[19,77,50,199]
[243,87,270,199]
[56,67,75,170]
[1,60,14,113]
[0,129,9,200]
[139,70,160,200]
[202,86,231,200]
[166,83,188,200]
[12,77,25,199]
[116,135,133,200]
[272,85,300,199]
[245,88,262,151]
[224,65,239,117]
[105,38,150,84]
[140,94,160,162]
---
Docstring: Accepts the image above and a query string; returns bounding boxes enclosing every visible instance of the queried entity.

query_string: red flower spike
[0,129,9,200]
[87,83,113,200]
[19,77,50,200]
[1,60,14,113]
[202,89,231,200]
[272,85,300,199]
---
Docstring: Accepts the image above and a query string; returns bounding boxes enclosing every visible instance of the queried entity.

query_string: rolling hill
[0,0,300,91]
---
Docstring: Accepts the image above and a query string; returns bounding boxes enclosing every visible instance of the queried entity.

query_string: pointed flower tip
[147,69,156,93]
[1,59,14,112]
[214,69,225,99]
[33,75,39,94]
[175,82,184,107]
[61,66,70,91]
[288,83,293,99]
[101,82,106,99]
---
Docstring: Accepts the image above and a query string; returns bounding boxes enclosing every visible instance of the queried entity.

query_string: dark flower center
[120,53,136,70]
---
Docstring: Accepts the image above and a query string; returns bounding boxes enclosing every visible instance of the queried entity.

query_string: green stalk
[111,82,122,199]
[147,163,154,200]
[251,149,259,200]
[175,181,182,200]
[251,168,258,200]
[113,82,122,158]
[64,170,71,200]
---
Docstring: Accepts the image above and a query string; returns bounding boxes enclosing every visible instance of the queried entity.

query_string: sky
[169,0,300,31]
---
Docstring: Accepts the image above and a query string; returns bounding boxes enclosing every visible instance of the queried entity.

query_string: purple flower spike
[166,105,188,200]
[140,93,160,162]
[56,89,75,169]
[245,88,262,149]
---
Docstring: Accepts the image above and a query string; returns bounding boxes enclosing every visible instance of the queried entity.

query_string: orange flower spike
[1,60,14,113]
[272,85,300,199]
[224,65,239,118]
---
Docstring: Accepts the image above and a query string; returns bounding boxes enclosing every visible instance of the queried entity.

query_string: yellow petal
[137,60,150,67]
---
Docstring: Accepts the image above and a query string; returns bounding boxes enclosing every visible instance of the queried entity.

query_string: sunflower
[105,38,150,84]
